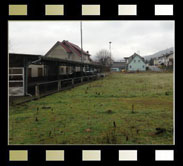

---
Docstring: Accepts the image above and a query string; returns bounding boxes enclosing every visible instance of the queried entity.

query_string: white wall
[47,44,68,59]
[29,64,44,77]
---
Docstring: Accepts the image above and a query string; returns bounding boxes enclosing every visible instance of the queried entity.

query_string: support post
[72,79,74,85]
[35,84,40,98]
[58,80,61,91]
[24,58,29,96]
[81,77,83,83]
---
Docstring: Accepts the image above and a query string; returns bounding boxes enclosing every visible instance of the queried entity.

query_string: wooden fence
[34,75,99,98]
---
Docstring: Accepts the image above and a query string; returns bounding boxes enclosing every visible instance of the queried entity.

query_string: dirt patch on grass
[122,97,173,108]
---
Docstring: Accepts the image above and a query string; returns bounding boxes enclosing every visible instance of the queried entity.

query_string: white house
[125,53,146,72]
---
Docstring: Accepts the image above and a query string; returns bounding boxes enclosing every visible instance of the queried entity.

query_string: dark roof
[9,53,43,57]
[9,53,100,68]
[61,40,90,56]
[157,51,174,59]
[127,53,145,64]
[111,62,126,68]
[163,51,174,58]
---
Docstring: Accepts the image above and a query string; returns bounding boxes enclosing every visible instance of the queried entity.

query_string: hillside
[143,47,174,61]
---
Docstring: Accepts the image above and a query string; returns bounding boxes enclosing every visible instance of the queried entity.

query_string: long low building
[9,53,103,96]
[110,61,126,72]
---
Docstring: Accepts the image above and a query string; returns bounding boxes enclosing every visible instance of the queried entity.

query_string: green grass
[9,72,173,145]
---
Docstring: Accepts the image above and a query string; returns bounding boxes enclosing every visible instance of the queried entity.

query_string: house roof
[157,51,174,59]
[45,40,91,58]
[111,62,126,68]
[60,40,90,57]
[127,53,145,65]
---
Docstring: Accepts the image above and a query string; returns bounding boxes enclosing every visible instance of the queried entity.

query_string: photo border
[0,0,180,166]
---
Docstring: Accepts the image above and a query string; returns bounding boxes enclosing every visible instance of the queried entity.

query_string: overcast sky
[9,21,174,61]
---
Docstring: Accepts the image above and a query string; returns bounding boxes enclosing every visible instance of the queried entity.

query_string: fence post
[72,79,74,85]
[58,80,61,91]
[81,77,83,83]
[35,84,40,98]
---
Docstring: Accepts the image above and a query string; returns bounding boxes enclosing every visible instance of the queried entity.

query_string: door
[38,68,43,77]
[28,68,32,77]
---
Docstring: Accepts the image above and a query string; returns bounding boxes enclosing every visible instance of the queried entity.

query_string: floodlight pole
[109,41,112,66]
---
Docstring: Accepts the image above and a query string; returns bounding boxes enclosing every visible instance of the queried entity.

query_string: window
[60,67,64,74]
[138,60,140,62]
[130,65,132,68]
[142,65,144,68]
[134,60,136,63]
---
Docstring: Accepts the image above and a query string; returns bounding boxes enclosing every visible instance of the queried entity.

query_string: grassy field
[9,72,173,145]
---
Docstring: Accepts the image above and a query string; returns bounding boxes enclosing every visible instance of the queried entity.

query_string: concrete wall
[128,56,146,71]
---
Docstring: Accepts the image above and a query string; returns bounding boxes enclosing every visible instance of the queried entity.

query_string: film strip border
[7,148,178,165]
[8,4,174,16]
[2,1,179,166]
[6,1,175,19]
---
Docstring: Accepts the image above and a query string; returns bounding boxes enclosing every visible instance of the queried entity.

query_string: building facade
[125,53,146,72]
[153,51,174,67]
[45,40,92,74]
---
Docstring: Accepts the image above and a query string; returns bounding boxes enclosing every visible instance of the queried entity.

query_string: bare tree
[94,49,113,66]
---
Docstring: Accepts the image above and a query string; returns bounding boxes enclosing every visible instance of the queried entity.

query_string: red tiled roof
[60,42,72,53]
[59,40,90,57]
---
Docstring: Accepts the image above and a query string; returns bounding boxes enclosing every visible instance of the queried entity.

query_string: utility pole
[80,21,83,73]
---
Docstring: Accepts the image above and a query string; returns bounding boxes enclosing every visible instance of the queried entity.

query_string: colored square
[82,5,100,15]
[46,150,64,161]
[155,150,174,161]
[155,5,173,15]
[82,150,101,161]
[9,5,27,16]
[45,5,64,15]
[119,150,137,161]
[9,150,28,161]
[118,5,137,15]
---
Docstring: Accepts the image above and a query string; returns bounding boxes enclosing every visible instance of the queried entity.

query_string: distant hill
[143,47,174,61]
